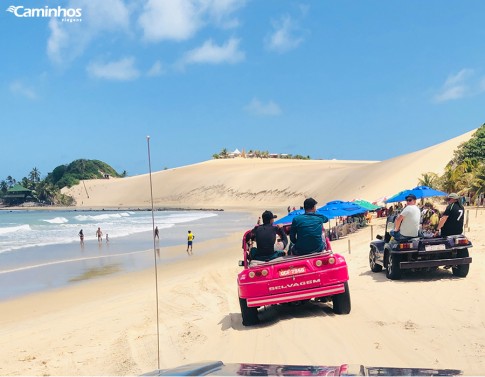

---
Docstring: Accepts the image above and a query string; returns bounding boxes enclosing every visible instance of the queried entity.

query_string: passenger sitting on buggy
[245,210,288,262]
[289,198,329,255]
[390,194,421,241]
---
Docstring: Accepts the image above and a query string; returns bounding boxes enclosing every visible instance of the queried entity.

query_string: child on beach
[187,230,194,255]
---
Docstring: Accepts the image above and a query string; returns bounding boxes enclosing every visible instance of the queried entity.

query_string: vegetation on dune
[0,159,125,206]
[418,123,485,202]
[212,148,310,160]
[46,159,124,189]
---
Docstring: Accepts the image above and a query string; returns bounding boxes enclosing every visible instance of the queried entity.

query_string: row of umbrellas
[275,186,448,225]
[275,200,369,224]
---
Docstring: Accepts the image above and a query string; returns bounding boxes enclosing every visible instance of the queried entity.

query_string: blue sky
[1,0,484,180]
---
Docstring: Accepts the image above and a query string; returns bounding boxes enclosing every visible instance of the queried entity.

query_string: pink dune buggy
[237,225,351,326]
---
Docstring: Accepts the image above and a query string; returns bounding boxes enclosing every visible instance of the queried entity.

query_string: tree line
[213,148,310,160]
[418,123,485,202]
[0,159,125,206]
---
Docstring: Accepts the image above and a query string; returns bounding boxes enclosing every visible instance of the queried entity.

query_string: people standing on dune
[96,227,103,242]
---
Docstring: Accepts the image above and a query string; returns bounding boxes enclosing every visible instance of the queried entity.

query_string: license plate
[279,267,306,277]
[425,244,446,252]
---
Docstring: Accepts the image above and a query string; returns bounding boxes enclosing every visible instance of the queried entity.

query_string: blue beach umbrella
[274,209,305,225]
[385,185,447,203]
[318,200,367,219]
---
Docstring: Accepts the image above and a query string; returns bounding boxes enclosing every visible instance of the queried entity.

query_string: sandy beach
[1,130,484,376]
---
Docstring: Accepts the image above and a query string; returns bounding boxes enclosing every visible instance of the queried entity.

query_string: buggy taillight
[455,238,469,246]
[314,256,336,267]
[398,242,413,250]
[248,269,269,278]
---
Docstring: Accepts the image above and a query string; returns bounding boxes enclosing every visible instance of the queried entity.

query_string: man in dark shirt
[290,197,329,255]
[436,193,465,236]
[249,210,288,261]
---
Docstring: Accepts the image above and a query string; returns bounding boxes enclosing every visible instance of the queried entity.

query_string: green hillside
[46,159,124,189]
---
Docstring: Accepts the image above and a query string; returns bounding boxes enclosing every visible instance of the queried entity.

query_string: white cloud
[244,98,281,116]
[47,0,131,64]
[87,57,140,80]
[10,81,38,100]
[265,15,304,53]
[147,60,165,77]
[181,38,244,65]
[47,19,70,64]
[433,68,485,103]
[206,0,245,29]
[138,0,200,42]
[138,0,245,42]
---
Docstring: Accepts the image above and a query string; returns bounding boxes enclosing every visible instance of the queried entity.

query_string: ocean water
[0,209,254,300]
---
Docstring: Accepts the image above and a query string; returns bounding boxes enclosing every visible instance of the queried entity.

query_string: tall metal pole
[147,136,161,370]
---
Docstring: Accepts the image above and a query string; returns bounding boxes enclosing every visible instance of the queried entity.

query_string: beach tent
[385,185,447,203]
[352,199,381,211]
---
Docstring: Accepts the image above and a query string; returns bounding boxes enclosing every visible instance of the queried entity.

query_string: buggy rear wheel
[333,282,351,314]
[239,297,259,326]
[386,252,402,280]
[452,248,470,278]
[369,247,382,272]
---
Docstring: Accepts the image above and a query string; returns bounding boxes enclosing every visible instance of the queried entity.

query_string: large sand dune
[2,129,484,376]
[64,130,475,210]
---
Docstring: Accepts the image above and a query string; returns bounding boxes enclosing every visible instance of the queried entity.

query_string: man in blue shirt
[290,198,328,255]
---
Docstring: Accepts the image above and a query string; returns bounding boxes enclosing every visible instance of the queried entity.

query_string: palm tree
[21,177,31,189]
[0,180,7,194]
[438,165,456,193]
[29,167,41,183]
[418,172,439,188]
[6,176,16,187]
[35,181,57,204]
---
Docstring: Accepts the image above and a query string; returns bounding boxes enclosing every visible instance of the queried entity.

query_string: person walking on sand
[154,226,159,240]
[78,229,84,245]
[106,234,109,243]
[96,227,103,242]
[187,230,195,255]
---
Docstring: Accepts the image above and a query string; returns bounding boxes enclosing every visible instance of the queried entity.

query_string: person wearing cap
[391,194,421,241]
[289,198,329,255]
[435,193,464,237]
[247,210,288,261]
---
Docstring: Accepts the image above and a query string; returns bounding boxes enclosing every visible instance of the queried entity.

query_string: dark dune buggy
[369,215,472,280]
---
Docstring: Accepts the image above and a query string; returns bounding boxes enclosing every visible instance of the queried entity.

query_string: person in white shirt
[391,194,421,240]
